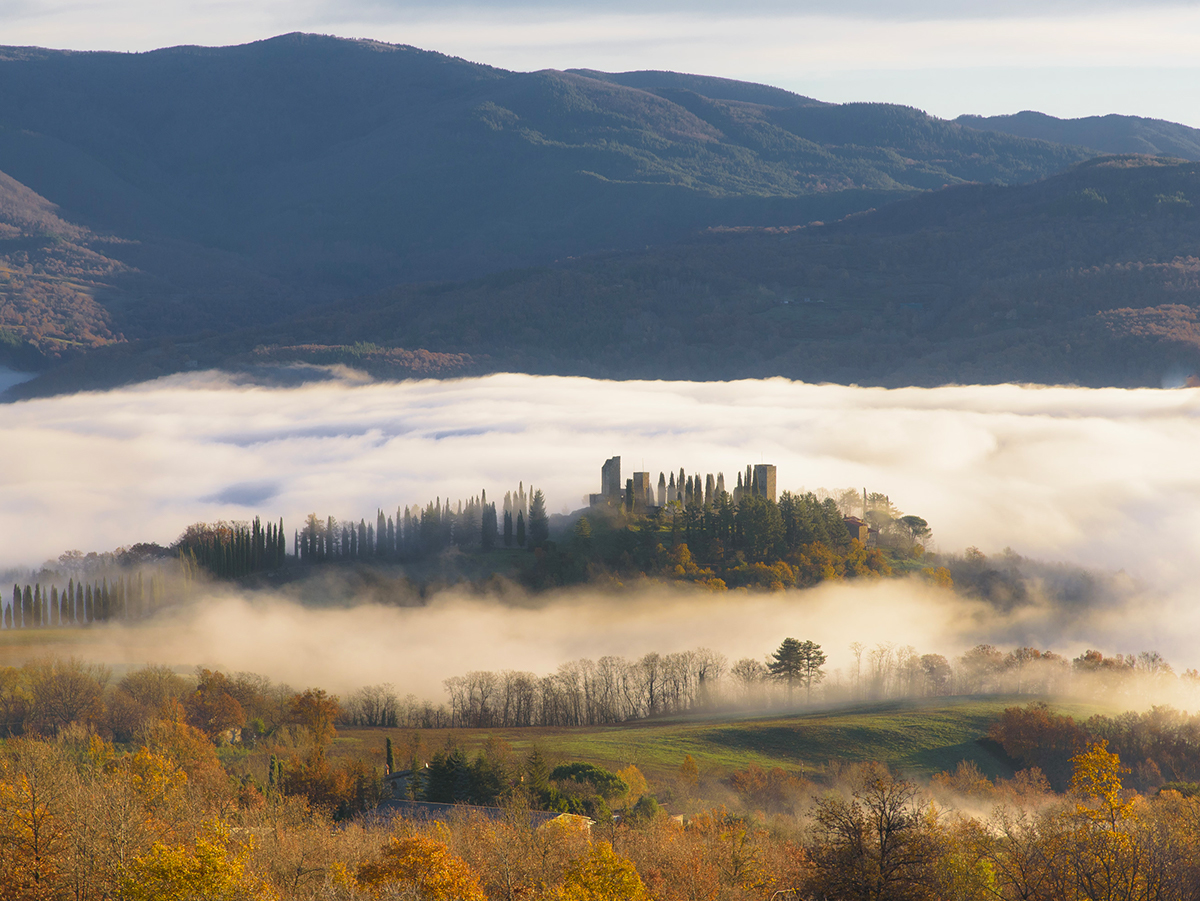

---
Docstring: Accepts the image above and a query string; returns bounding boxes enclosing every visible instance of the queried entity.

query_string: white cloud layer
[4,368,1200,686]
[4,369,1199,576]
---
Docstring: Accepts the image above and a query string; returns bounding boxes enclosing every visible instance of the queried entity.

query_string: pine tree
[529,490,550,547]
[481,502,498,550]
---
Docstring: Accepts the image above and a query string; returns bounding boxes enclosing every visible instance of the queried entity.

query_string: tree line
[293,484,549,563]
[3,570,176,630]
[175,516,286,579]
[334,639,1195,732]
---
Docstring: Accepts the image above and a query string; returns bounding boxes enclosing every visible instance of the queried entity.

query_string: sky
[4,369,1200,688]
[1,0,1199,126]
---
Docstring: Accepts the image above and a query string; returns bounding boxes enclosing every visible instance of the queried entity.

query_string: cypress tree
[50,586,59,627]
[481,502,497,550]
[2,604,8,629]
[516,510,526,548]
[528,490,550,548]
[22,585,33,628]
[34,584,42,628]
[385,737,395,775]
[11,585,18,629]
[85,584,94,623]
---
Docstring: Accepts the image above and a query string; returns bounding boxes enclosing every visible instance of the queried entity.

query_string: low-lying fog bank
[2,368,1198,683]
[16,570,1192,708]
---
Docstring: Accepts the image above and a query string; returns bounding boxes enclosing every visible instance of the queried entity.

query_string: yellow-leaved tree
[121,822,276,901]
[356,832,486,901]
[1066,740,1142,901]
[560,841,647,901]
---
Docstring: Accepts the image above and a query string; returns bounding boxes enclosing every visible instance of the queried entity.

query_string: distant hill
[956,111,1200,161]
[5,34,1200,388]
[567,69,826,108]
[0,33,1099,364]
[16,155,1200,395]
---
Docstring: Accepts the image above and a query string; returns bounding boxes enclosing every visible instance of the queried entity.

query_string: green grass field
[333,695,1115,784]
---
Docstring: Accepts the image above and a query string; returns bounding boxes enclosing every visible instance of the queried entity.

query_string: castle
[590,456,777,511]
[588,456,876,544]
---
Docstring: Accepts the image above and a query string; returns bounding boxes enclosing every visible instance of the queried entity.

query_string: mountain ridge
[1,34,1198,389]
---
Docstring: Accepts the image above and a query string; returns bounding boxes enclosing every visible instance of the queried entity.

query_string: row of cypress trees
[294,486,549,563]
[5,571,169,629]
[177,517,287,579]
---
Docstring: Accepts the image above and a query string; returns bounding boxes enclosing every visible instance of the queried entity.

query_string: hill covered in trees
[3,34,1199,390]
[956,110,1200,160]
[0,31,1120,377]
[36,153,1198,392]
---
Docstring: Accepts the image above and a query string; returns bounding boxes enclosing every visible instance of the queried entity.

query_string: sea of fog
[2,367,1199,694]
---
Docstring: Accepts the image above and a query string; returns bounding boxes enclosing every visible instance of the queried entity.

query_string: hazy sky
[2,0,1199,126]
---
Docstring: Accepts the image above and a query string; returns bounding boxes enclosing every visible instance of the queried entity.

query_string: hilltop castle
[590,456,776,511]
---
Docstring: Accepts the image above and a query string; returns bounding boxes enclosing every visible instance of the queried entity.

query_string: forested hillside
[957,110,1200,160]
[0,33,1098,373]
[43,153,1196,392]
[5,33,1200,390]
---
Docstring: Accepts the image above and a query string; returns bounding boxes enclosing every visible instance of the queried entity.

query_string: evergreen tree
[529,490,550,548]
[50,586,59,627]
[503,510,513,547]
[481,502,498,550]
[768,637,816,704]
[85,584,94,623]
[385,737,395,775]
[2,604,8,629]
[22,585,32,628]
[516,510,526,548]
[11,585,18,629]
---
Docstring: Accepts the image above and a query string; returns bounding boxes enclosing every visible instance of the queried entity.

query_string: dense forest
[13,154,1200,397]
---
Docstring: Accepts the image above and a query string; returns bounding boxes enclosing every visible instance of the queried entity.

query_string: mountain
[956,111,1200,161]
[0,170,126,365]
[27,154,1195,394]
[0,33,1102,371]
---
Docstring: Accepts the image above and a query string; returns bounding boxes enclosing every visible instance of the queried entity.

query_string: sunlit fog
[2,368,1198,692]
